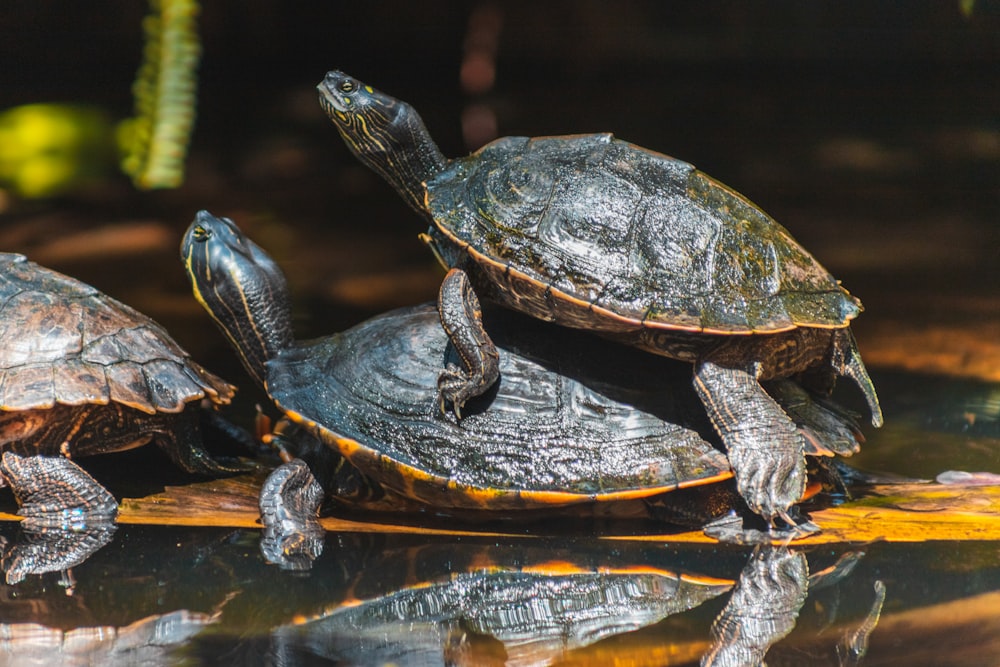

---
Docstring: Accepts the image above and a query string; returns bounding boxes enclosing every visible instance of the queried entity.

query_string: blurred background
[0,1,997,463]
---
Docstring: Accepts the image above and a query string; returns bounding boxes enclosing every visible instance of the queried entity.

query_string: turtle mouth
[317,83,346,114]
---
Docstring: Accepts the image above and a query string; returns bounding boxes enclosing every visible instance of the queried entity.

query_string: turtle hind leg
[155,410,251,476]
[693,357,807,523]
[436,268,500,419]
[0,451,117,527]
[764,379,863,457]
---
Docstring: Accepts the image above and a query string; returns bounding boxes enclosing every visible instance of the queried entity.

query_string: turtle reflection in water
[182,212,865,556]
[319,71,883,532]
[1,523,115,585]
[0,525,237,666]
[0,609,222,666]
[0,253,248,526]
[258,540,885,667]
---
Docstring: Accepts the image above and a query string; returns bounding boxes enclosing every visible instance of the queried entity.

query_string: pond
[0,2,998,665]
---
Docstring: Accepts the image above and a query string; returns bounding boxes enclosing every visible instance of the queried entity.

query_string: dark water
[1,521,999,666]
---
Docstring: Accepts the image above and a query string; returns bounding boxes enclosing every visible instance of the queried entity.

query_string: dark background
[1,1,998,407]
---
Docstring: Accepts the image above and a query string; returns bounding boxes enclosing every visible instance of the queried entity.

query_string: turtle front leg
[693,356,807,525]
[259,458,326,571]
[0,451,118,527]
[436,268,500,418]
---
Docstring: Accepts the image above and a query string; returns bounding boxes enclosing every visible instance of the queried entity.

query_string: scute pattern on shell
[427,133,861,334]
[0,254,234,414]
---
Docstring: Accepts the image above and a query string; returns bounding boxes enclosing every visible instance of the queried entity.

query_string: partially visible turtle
[182,212,863,543]
[0,253,245,525]
[317,71,883,526]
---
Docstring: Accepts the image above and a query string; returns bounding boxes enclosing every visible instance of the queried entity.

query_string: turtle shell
[0,253,233,414]
[425,133,861,335]
[266,303,733,511]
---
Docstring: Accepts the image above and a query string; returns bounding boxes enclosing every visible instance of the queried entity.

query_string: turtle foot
[164,441,253,477]
[259,459,325,571]
[0,452,118,528]
[703,511,819,545]
[437,363,472,419]
[725,435,808,524]
[159,411,254,477]
[693,359,808,523]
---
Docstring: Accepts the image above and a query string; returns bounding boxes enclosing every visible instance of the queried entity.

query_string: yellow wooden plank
[3,478,1000,543]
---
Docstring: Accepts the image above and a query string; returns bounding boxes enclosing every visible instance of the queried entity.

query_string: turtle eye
[339,79,357,94]
[192,225,212,242]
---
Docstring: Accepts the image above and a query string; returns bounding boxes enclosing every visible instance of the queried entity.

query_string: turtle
[182,211,864,542]
[0,252,246,525]
[317,70,884,526]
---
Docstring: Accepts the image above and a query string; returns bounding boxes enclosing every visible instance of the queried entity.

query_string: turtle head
[318,70,446,216]
[181,211,294,389]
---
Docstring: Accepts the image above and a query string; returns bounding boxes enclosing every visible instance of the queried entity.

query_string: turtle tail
[834,330,883,428]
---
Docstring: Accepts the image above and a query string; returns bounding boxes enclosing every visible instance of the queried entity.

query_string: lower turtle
[181,212,863,543]
[0,252,246,525]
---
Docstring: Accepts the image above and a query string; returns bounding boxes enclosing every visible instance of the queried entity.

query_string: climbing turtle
[0,253,245,525]
[318,71,883,526]
[182,212,862,541]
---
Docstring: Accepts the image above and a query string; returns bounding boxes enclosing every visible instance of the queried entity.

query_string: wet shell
[0,253,233,415]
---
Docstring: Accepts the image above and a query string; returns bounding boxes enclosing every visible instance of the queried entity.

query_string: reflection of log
[2,478,1000,543]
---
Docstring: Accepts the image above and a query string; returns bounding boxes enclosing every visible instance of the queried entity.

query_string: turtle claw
[437,363,473,420]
